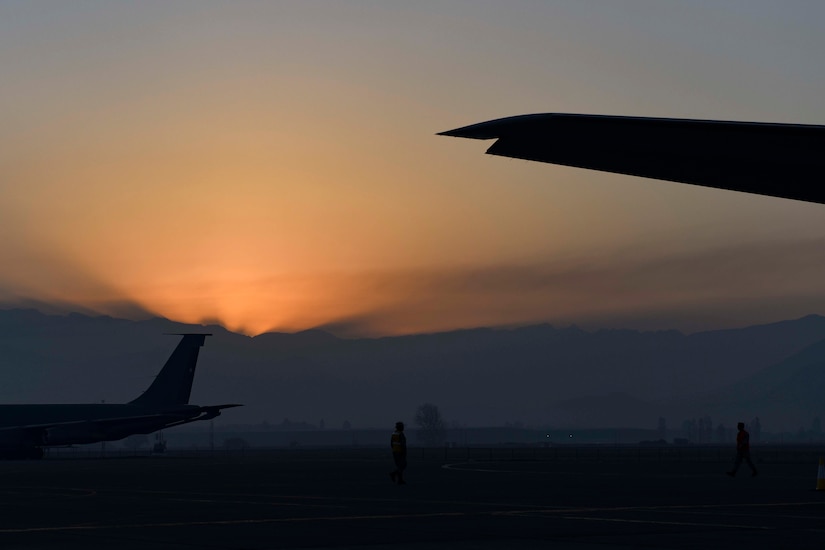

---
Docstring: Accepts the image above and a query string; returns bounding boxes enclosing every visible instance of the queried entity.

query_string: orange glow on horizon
[4,2,825,338]
[24,235,825,339]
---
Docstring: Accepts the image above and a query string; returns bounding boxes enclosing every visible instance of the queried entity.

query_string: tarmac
[1,449,824,549]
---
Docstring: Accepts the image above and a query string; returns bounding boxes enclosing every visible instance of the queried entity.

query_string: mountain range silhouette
[2,309,825,431]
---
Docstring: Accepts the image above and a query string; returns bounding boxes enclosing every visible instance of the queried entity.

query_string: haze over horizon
[5,308,825,432]
[3,2,825,337]
[5,305,825,342]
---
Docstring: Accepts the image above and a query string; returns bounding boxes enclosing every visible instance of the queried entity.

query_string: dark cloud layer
[0,243,158,321]
[310,238,825,337]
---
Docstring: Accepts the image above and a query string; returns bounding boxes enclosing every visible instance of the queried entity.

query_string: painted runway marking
[492,499,825,532]
[0,511,469,534]
[165,497,347,509]
[494,500,825,517]
[560,515,774,530]
[645,508,825,521]
[2,496,820,535]
[0,487,96,498]
[125,488,554,510]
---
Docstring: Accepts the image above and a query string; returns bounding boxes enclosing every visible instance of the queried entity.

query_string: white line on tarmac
[0,511,469,534]
[559,515,774,530]
[493,500,825,515]
[126,488,555,510]
[165,497,348,509]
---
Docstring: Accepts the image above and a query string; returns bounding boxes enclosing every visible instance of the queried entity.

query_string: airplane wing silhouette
[439,113,825,204]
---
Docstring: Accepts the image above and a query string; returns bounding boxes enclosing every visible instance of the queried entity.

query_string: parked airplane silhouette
[0,334,240,459]
[439,113,825,204]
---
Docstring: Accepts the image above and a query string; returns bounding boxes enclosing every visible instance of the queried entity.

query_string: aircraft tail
[129,334,211,408]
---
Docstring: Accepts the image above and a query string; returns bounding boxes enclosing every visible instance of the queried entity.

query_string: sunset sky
[3,1,825,336]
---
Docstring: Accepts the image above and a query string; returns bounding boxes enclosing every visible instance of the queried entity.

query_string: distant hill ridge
[692,335,825,429]
[2,308,825,430]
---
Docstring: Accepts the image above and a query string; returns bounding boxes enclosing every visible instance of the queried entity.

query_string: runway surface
[1,449,823,549]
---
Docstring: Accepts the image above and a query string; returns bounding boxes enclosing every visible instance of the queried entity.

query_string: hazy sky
[3,1,825,336]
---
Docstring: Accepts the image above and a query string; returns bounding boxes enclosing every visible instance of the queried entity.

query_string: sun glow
[4,2,825,337]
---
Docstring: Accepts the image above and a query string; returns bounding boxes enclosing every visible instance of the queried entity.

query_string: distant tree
[342,420,351,430]
[414,403,446,446]
[751,417,761,442]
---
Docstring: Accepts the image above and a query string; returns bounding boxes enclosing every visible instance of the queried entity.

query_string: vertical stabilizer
[129,334,210,408]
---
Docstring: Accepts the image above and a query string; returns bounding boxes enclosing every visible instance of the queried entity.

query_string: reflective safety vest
[391,431,405,453]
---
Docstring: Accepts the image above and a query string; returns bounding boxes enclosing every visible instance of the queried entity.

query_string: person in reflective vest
[390,421,407,485]
[727,422,758,477]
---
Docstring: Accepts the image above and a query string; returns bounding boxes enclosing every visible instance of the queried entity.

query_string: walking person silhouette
[727,422,758,477]
[390,421,407,485]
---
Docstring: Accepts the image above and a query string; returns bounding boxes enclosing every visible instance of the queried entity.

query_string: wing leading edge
[439,113,825,204]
